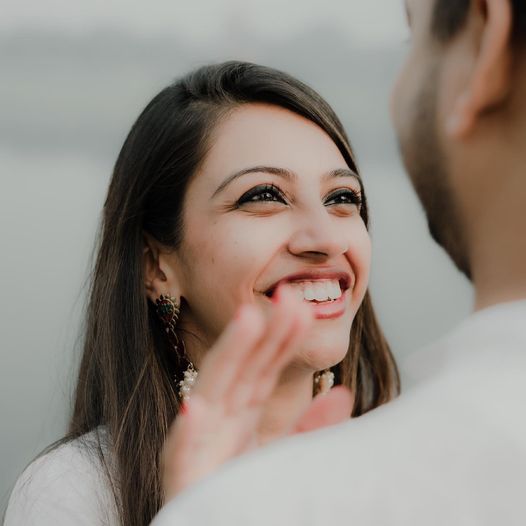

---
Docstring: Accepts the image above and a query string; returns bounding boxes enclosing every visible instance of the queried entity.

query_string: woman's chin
[293,334,351,372]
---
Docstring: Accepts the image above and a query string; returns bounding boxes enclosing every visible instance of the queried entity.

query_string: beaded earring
[156,293,335,402]
[314,369,335,396]
[155,294,197,402]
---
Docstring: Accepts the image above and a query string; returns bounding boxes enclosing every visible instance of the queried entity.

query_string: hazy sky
[1,0,408,45]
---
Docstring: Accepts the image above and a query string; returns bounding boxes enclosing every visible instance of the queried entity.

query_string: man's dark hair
[432,0,525,44]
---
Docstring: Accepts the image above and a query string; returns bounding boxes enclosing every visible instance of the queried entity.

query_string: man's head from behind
[392,0,526,281]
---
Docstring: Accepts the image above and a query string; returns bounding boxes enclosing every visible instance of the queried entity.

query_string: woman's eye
[325,189,362,208]
[237,184,287,206]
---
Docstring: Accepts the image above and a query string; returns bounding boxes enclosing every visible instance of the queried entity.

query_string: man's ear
[447,0,513,138]
[143,233,182,304]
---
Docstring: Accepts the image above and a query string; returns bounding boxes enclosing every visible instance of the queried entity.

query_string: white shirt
[152,300,526,526]
[4,429,119,526]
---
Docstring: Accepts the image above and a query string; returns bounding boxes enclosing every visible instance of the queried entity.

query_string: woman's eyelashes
[234,184,362,211]
[324,188,362,209]
[236,184,288,206]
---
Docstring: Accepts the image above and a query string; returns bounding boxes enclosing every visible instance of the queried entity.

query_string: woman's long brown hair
[63,61,400,526]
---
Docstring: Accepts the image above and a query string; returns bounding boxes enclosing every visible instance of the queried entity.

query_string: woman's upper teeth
[289,279,342,302]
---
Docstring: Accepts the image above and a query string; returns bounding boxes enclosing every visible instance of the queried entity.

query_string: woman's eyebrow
[324,168,364,194]
[211,166,361,198]
[325,168,360,183]
[212,166,296,197]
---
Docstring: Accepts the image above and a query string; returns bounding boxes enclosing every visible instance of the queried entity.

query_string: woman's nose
[287,208,349,260]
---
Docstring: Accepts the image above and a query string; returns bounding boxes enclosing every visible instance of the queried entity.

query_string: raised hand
[161,287,352,502]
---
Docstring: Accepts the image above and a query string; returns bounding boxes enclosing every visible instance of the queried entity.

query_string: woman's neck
[185,330,316,444]
[256,367,314,446]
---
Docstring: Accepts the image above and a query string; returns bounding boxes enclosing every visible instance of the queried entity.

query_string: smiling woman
[167,102,373,375]
[4,61,399,526]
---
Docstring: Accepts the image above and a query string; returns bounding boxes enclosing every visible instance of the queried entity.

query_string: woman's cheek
[349,227,372,302]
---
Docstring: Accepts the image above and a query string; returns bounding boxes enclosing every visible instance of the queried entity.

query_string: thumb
[293,386,354,434]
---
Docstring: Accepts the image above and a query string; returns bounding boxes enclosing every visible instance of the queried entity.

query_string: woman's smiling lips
[259,270,353,320]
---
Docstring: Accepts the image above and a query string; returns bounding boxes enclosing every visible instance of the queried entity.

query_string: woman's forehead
[198,103,349,184]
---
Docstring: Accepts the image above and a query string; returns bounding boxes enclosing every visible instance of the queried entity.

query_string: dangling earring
[314,369,335,396]
[155,294,198,401]
[177,363,198,402]
[155,294,181,349]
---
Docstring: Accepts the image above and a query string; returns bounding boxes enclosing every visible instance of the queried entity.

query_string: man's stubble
[398,63,472,280]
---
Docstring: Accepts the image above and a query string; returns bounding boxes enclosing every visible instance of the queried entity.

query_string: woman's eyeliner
[237,184,286,205]
[236,184,362,209]
[325,188,362,207]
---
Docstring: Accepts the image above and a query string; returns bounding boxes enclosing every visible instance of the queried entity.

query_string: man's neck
[470,176,526,311]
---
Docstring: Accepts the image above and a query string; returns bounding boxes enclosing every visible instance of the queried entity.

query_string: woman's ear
[143,233,182,304]
[447,0,513,138]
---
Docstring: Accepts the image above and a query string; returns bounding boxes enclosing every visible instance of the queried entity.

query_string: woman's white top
[4,429,119,526]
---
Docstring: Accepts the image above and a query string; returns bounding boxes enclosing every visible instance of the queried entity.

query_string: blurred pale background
[0,0,473,514]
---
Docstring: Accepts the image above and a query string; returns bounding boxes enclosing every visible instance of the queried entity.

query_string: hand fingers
[162,395,210,501]
[230,289,310,408]
[194,286,311,411]
[293,385,354,434]
[263,296,312,375]
[249,299,312,405]
[195,304,265,401]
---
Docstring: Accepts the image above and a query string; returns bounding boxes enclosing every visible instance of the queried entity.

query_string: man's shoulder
[403,299,526,389]
[152,301,526,526]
